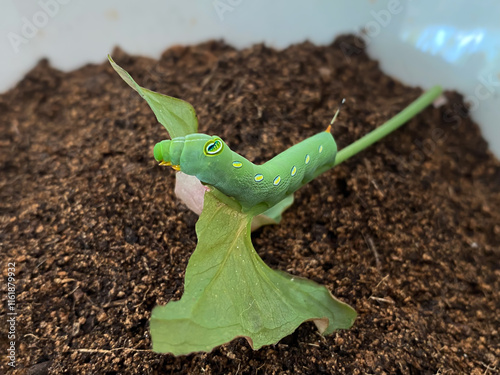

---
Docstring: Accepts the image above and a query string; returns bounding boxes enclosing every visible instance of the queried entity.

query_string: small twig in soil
[102,299,128,309]
[141,256,150,272]
[307,343,320,347]
[362,232,381,269]
[374,274,389,289]
[133,285,151,307]
[480,360,498,375]
[24,333,41,340]
[314,331,328,344]
[74,348,150,354]
[369,296,395,304]
[370,179,384,197]
[64,284,81,298]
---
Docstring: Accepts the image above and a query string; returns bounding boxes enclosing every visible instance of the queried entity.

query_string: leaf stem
[333,85,443,167]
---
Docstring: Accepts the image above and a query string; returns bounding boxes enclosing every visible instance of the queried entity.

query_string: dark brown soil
[1,35,499,375]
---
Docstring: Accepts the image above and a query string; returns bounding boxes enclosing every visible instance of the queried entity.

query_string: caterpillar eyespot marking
[154,130,337,210]
[204,137,224,156]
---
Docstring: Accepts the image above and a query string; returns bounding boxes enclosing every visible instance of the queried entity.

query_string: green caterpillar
[153,127,337,210]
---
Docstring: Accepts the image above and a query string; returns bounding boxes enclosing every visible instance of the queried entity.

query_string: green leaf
[251,194,295,231]
[107,55,198,138]
[150,191,356,355]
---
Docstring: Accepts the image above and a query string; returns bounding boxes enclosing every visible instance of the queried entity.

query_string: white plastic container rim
[1,0,499,157]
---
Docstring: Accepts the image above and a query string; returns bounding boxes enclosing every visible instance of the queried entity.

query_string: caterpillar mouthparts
[154,141,181,170]
[158,160,181,171]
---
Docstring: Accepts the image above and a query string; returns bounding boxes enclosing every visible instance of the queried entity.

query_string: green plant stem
[333,85,443,167]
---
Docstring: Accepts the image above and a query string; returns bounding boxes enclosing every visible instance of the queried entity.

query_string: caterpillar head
[153,134,231,179]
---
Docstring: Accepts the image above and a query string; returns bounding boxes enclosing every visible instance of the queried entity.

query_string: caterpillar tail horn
[326,98,346,133]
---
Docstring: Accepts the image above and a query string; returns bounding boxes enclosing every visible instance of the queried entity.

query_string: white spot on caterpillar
[305,154,311,164]
[273,176,281,186]
[319,145,323,153]
[291,166,297,176]
[232,161,242,168]
[254,174,264,182]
